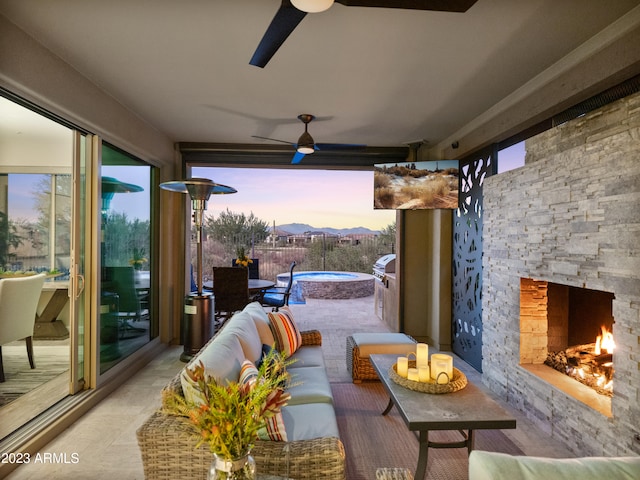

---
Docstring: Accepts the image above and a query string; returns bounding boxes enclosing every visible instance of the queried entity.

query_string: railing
[194,233,395,283]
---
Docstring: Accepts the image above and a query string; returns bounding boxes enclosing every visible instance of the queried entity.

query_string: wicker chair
[136,329,346,480]
[212,266,249,323]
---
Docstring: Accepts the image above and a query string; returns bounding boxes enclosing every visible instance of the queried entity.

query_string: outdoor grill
[373,254,396,281]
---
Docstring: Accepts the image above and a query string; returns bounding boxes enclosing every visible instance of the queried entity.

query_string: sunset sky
[191,166,396,231]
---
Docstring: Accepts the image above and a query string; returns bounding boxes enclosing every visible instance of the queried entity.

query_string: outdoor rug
[0,344,69,407]
[332,381,524,480]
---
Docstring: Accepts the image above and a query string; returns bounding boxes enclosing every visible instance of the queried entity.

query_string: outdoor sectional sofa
[136,301,346,480]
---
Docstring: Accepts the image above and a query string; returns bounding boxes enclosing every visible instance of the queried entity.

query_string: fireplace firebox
[520,278,615,397]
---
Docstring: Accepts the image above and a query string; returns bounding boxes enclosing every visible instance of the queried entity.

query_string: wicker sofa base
[137,410,345,480]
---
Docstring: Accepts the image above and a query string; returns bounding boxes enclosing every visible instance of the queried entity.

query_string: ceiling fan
[252,114,366,164]
[250,0,479,68]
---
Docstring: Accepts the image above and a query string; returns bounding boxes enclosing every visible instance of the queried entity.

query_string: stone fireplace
[482,91,640,456]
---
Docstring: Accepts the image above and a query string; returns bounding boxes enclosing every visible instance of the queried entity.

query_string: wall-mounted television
[374,160,459,210]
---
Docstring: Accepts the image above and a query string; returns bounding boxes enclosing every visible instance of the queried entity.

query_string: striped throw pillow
[268,307,302,357]
[240,360,288,442]
[239,360,259,387]
[257,411,288,442]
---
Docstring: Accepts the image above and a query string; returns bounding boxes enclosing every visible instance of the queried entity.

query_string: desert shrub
[374,171,391,188]
[374,187,396,208]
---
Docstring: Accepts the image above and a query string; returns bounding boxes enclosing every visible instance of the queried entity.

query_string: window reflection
[100,145,154,373]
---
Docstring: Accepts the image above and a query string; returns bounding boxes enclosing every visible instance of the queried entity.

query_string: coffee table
[370,354,517,480]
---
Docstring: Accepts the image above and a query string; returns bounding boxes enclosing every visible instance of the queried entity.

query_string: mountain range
[273,223,380,236]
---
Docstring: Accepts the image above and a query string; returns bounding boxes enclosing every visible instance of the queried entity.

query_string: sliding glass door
[0,95,81,437]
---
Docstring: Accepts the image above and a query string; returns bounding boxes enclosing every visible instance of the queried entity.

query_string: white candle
[416,343,429,368]
[407,368,419,382]
[433,360,449,384]
[397,357,409,378]
[431,353,453,381]
[418,365,431,383]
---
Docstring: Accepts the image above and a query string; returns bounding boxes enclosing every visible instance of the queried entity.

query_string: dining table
[202,278,275,293]
[34,279,70,339]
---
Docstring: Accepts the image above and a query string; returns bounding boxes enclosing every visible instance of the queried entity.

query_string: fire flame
[594,325,615,355]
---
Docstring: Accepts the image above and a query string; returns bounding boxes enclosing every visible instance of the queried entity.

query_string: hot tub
[276,271,375,303]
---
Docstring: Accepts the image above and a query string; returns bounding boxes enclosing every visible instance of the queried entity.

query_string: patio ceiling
[1,1,639,167]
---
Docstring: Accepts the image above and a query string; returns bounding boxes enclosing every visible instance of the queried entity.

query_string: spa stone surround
[481,91,640,456]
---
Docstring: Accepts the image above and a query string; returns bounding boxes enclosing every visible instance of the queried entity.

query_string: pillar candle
[430,353,453,381]
[407,368,419,382]
[397,356,409,378]
[416,343,429,368]
[418,365,431,383]
[433,360,449,384]
[431,353,453,383]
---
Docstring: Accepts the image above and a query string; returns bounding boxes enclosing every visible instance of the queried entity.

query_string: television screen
[374,160,459,210]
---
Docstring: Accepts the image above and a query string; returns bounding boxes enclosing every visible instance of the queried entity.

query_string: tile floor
[6,296,573,479]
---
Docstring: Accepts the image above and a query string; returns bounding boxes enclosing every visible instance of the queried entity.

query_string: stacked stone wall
[482,91,640,456]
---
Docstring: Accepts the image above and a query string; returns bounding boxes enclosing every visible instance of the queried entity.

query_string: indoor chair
[0,273,46,382]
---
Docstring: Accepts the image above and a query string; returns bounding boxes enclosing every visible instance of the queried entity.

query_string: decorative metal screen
[452,150,495,372]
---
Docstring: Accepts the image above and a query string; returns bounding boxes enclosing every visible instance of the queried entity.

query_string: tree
[204,209,269,248]
[0,212,23,268]
[378,222,396,254]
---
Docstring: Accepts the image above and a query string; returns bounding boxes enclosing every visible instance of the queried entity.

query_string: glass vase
[208,452,256,480]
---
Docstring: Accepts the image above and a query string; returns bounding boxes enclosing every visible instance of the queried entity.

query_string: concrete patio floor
[6,296,573,479]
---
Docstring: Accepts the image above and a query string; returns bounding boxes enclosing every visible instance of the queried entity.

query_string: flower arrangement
[235,246,253,268]
[163,348,292,460]
[129,247,148,270]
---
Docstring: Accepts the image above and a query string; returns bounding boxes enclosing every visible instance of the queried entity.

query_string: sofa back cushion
[180,330,245,404]
[243,301,275,346]
[223,311,263,364]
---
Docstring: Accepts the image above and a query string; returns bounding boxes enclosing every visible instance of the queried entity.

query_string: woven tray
[389,360,467,394]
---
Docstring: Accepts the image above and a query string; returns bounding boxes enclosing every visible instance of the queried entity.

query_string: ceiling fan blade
[252,135,296,146]
[291,151,306,164]
[335,0,478,12]
[315,143,367,150]
[249,1,307,68]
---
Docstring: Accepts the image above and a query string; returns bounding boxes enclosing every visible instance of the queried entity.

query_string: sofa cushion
[223,311,263,364]
[288,345,326,369]
[468,451,640,480]
[281,403,340,441]
[268,307,302,357]
[180,330,245,403]
[243,302,275,346]
[286,366,333,405]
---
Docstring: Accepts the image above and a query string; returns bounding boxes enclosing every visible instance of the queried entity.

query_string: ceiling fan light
[291,0,334,13]
[297,145,315,154]
[296,131,315,154]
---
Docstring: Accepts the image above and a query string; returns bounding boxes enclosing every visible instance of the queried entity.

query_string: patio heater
[160,178,237,362]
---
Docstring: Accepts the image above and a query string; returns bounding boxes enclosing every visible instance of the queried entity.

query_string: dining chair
[231,258,260,279]
[212,266,249,324]
[0,273,46,382]
[260,261,296,312]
